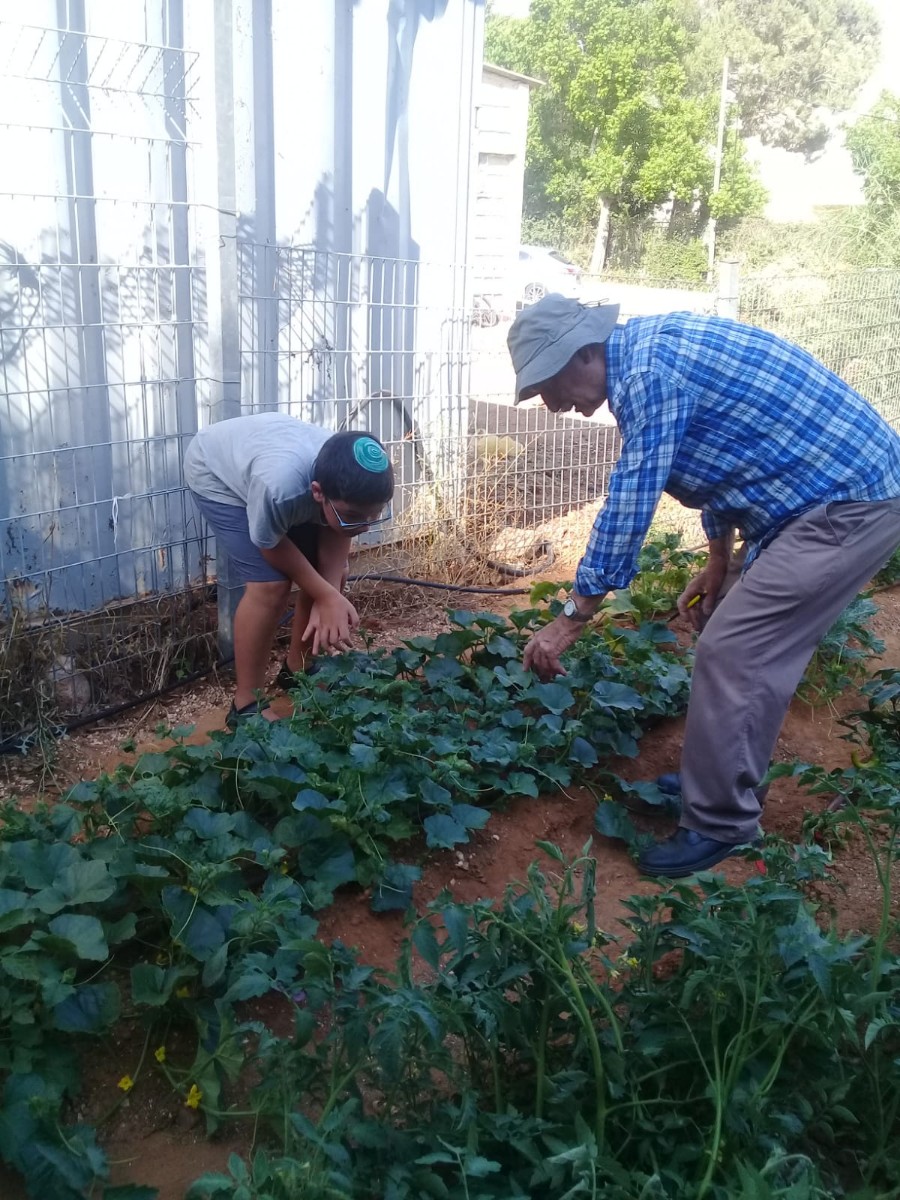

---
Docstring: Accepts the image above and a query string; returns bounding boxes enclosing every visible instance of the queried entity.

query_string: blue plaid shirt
[575,313,900,596]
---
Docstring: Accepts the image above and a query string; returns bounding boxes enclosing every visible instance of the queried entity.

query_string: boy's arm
[260,532,358,654]
[259,537,338,601]
[315,525,352,591]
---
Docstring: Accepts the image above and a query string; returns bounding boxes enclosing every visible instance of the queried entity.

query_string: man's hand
[303,591,360,654]
[523,615,587,681]
[678,558,728,630]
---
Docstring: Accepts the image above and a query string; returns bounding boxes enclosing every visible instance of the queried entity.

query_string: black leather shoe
[656,772,682,795]
[637,826,757,878]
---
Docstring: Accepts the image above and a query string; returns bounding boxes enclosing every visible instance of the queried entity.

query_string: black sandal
[226,698,274,729]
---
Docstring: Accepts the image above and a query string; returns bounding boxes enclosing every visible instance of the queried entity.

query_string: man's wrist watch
[562,597,594,623]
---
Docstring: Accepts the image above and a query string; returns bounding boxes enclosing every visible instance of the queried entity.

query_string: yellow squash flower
[185,1083,203,1109]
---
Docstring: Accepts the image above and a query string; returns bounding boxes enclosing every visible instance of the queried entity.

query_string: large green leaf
[594,800,639,845]
[423,655,466,685]
[569,736,599,767]
[162,888,231,961]
[53,983,120,1033]
[419,779,452,808]
[533,681,575,714]
[0,888,33,933]
[32,860,116,915]
[423,814,470,850]
[349,742,379,770]
[183,810,236,839]
[450,804,490,830]
[7,840,81,889]
[371,863,421,912]
[506,772,540,799]
[292,788,332,812]
[130,963,195,1008]
[313,849,358,891]
[591,681,645,711]
[41,914,109,962]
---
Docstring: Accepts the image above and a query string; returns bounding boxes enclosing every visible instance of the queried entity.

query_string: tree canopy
[485,0,879,230]
[682,0,881,158]
[846,91,900,212]
[486,0,725,224]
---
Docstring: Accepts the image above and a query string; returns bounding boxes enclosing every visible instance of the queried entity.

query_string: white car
[517,244,582,305]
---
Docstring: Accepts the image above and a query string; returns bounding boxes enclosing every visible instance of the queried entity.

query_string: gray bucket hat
[507,294,620,403]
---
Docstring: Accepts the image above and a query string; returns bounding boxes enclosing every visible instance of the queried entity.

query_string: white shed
[470,62,541,314]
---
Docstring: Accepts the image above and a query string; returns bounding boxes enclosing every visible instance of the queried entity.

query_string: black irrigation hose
[347,573,533,595]
[46,662,233,738]
[1,572,543,754]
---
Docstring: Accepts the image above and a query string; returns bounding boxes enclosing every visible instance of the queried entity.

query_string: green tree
[485,0,764,267]
[846,91,900,211]
[835,90,900,270]
[681,0,880,158]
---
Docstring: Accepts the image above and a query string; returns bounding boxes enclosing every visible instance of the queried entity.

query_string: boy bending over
[185,413,394,726]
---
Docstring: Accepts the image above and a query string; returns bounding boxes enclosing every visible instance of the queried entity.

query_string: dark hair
[313,431,395,504]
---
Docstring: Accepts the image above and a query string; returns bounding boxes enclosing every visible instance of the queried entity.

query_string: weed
[872,547,900,590]
[798,596,884,709]
[192,837,900,1198]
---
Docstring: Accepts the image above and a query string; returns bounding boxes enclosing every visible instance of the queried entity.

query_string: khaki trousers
[680,500,900,843]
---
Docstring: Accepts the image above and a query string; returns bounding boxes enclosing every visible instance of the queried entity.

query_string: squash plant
[0,604,690,1199]
[0,589,894,1199]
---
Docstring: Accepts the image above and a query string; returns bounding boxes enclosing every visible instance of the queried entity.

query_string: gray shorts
[189,490,319,584]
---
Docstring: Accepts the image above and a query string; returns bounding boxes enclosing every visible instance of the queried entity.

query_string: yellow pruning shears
[686,594,703,609]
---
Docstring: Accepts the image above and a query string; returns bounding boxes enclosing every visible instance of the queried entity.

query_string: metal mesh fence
[738,269,900,428]
[234,244,623,578]
[0,18,214,748]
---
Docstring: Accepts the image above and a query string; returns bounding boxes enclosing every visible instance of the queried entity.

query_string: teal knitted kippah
[353,437,389,472]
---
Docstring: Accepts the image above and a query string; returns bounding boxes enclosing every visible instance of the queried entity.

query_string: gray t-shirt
[184,414,332,548]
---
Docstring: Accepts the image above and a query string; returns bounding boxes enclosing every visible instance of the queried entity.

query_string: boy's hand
[303,591,359,654]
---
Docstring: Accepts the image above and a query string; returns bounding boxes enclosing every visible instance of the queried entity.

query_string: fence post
[202,0,245,661]
[716,259,740,321]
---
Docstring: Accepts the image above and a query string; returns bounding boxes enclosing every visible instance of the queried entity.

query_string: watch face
[563,597,590,621]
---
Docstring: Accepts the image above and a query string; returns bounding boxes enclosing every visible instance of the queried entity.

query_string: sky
[488,0,900,222]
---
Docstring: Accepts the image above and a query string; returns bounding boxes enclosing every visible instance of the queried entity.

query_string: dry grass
[348,462,708,622]
[0,587,217,750]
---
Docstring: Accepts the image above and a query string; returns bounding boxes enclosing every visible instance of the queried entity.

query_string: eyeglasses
[325,498,393,530]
